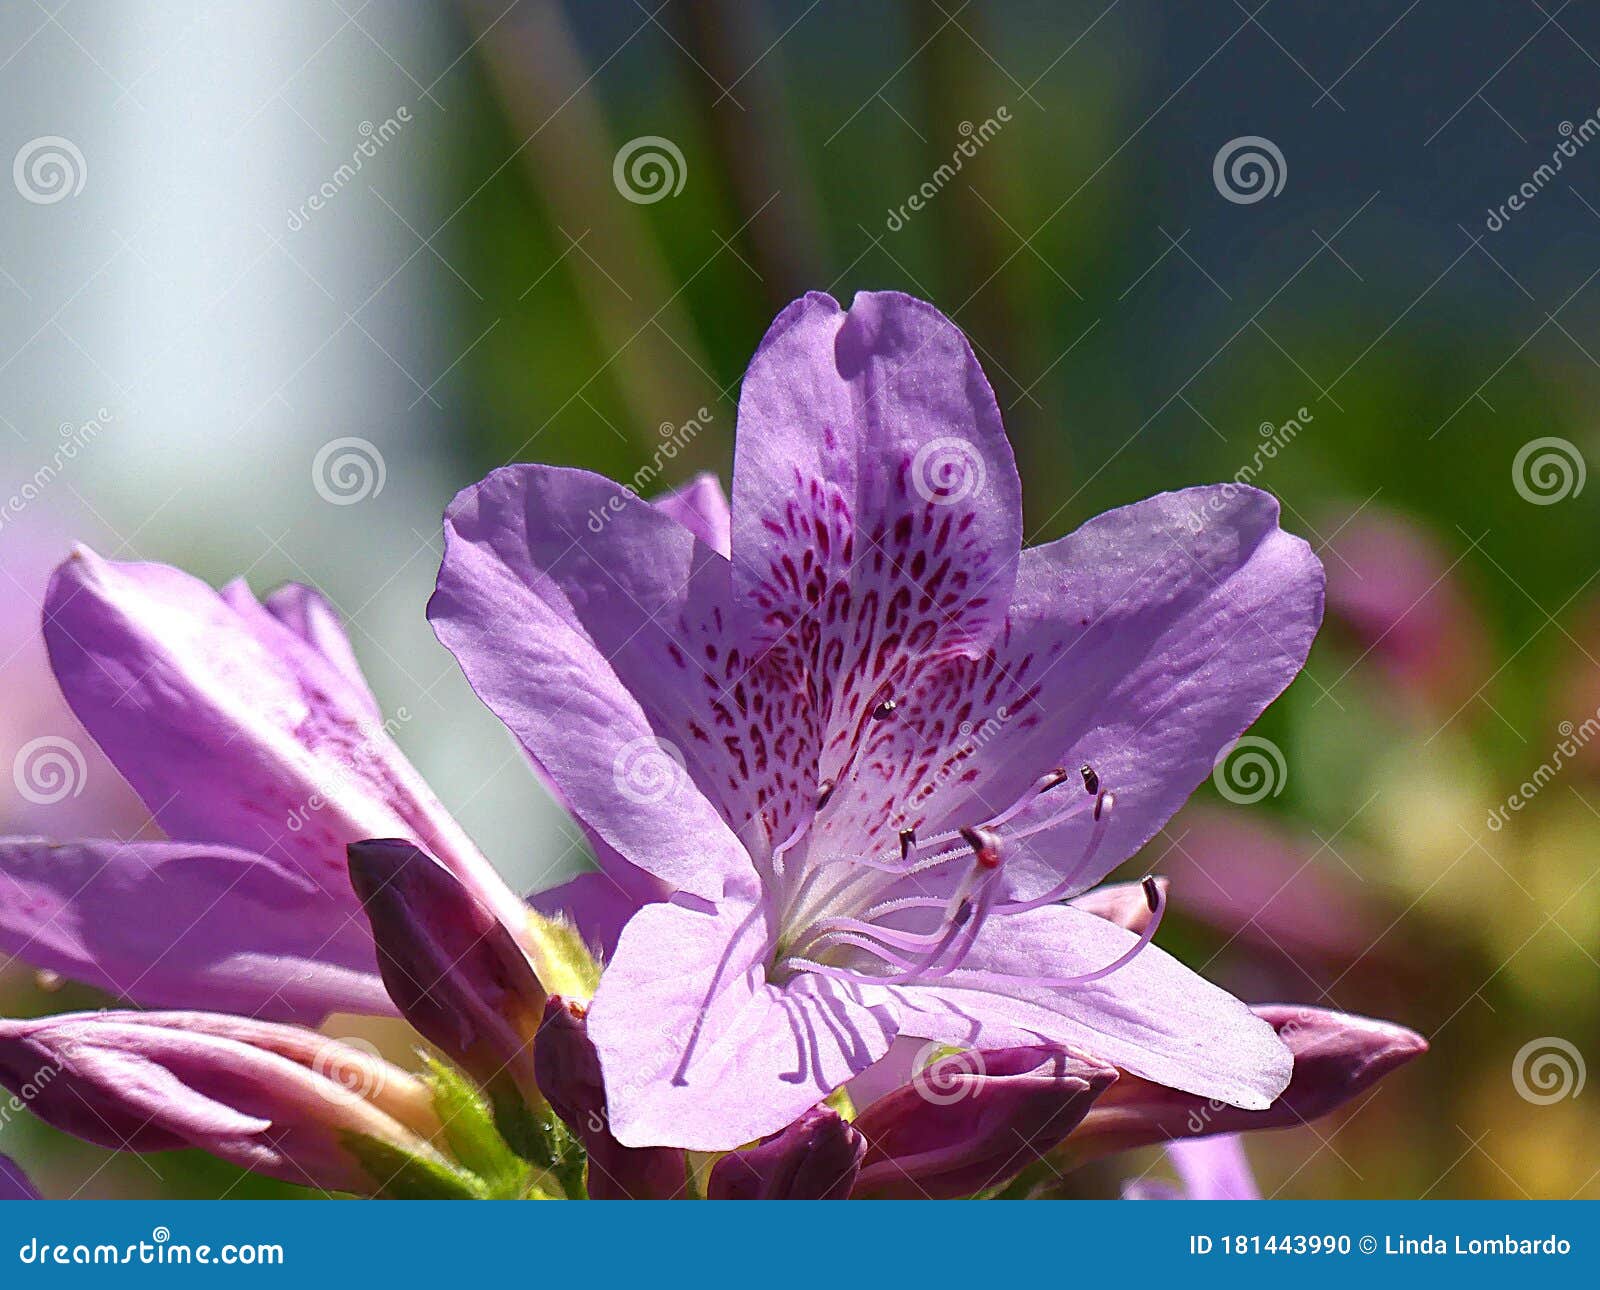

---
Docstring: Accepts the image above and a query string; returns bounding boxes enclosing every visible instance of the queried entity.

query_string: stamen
[871,698,898,720]
[899,827,916,861]
[992,791,1116,914]
[1038,767,1072,792]
[816,778,836,811]
[1080,763,1100,795]
[958,825,1002,869]
[1093,790,1106,821]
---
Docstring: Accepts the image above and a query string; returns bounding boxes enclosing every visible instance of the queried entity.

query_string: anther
[1080,763,1100,795]
[816,779,835,810]
[1038,767,1072,793]
[1141,874,1160,912]
[958,825,1002,870]
[871,698,898,720]
[898,827,917,862]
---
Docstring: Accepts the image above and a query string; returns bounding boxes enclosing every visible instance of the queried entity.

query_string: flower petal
[0,838,392,1022]
[430,464,794,894]
[43,549,508,923]
[653,472,731,558]
[528,868,663,963]
[729,293,1022,847]
[586,893,897,1150]
[870,903,1291,1112]
[847,486,1323,899]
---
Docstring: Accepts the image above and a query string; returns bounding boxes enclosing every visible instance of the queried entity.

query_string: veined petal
[0,838,392,1022]
[430,464,795,891]
[730,293,1022,845]
[869,903,1292,1112]
[586,893,897,1150]
[43,549,508,923]
[850,486,1323,899]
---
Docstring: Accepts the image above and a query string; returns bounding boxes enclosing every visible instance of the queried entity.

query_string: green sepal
[522,907,601,998]
[341,1132,487,1200]
[424,1055,529,1199]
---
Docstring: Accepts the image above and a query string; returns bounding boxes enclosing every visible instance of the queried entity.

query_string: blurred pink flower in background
[1323,507,1489,715]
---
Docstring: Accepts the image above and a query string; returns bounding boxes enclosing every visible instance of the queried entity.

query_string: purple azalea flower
[0,1154,41,1200]
[1124,1135,1260,1200]
[430,290,1325,1150]
[0,547,523,1023]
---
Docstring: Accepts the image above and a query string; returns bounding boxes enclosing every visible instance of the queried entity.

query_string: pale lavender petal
[0,838,392,1022]
[653,472,731,558]
[528,868,664,962]
[0,1155,40,1200]
[43,548,513,928]
[1167,1134,1261,1199]
[868,903,1291,1112]
[430,465,781,896]
[586,893,898,1150]
[259,582,380,713]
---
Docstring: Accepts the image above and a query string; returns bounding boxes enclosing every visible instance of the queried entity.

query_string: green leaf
[521,907,602,998]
